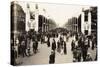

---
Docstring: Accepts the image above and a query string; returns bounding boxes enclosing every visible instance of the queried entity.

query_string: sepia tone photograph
[10,1,97,66]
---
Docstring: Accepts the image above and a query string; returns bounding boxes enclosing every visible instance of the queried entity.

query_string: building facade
[26,4,39,32]
[38,15,49,33]
[90,7,97,35]
[81,8,91,35]
[66,17,78,32]
[81,7,97,35]
[11,1,26,39]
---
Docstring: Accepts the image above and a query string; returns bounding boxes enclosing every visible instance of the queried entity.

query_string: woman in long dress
[63,41,67,54]
[57,40,61,53]
[52,38,56,51]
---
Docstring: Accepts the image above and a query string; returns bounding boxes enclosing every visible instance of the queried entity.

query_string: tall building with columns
[81,8,91,35]
[26,4,39,32]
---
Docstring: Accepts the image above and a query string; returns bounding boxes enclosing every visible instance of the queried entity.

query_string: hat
[73,58,77,62]
[87,52,91,56]
[51,50,54,54]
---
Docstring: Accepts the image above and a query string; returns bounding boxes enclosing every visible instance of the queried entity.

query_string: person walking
[57,40,61,53]
[73,47,77,60]
[71,40,75,51]
[26,37,31,56]
[47,36,50,47]
[21,40,26,57]
[33,38,38,54]
[81,37,88,61]
[52,38,56,51]
[77,47,81,62]
[49,51,55,64]
[78,37,82,48]
[13,47,17,65]
[35,38,38,53]
[91,37,95,50]
[63,41,67,54]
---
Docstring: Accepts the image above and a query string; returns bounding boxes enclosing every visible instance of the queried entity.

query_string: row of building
[11,1,57,39]
[65,17,78,32]
[65,7,97,36]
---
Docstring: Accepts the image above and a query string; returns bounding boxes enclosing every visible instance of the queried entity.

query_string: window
[85,30,88,35]
[84,11,88,21]
[30,14,35,19]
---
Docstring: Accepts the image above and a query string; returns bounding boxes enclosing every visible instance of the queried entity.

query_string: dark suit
[49,53,55,64]
[52,41,56,51]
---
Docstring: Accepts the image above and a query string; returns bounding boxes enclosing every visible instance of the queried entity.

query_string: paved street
[18,35,97,65]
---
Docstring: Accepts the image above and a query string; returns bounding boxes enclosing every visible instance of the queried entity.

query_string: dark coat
[47,38,50,47]
[35,40,38,50]
[49,53,55,64]
[78,38,82,47]
[64,42,67,54]
[33,41,38,50]
[71,42,75,51]
[52,41,56,51]
[80,41,85,50]
[57,41,60,49]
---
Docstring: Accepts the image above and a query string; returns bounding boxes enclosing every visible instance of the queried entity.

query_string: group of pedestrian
[71,32,96,62]
[49,34,67,64]
[52,36,67,55]
[11,30,97,65]
[11,31,40,65]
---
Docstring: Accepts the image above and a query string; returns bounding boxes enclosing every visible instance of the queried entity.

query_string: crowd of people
[11,31,39,65]
[71,32,97,62]
[49,31,97,64]
[49,35,68,64]
[11,30,97,65]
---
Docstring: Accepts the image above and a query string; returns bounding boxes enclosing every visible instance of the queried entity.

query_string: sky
[17,1,90,27]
